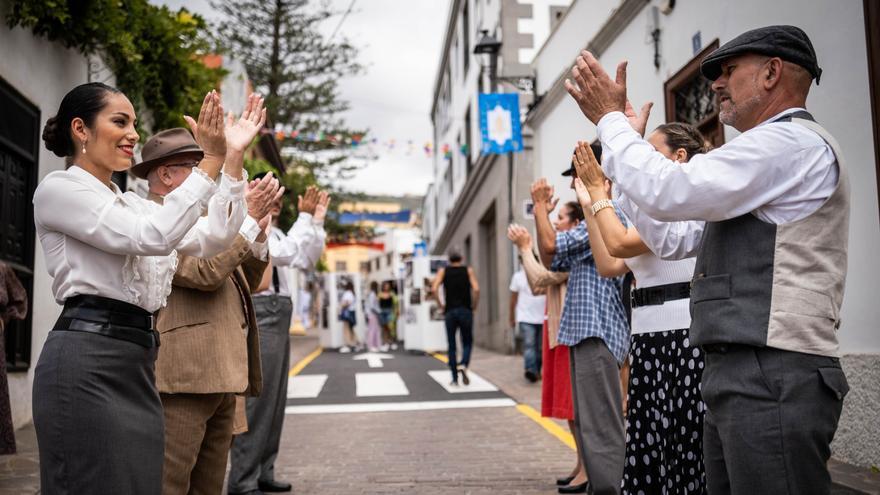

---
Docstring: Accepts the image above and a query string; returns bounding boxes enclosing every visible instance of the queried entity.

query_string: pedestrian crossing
[284,349,516,414]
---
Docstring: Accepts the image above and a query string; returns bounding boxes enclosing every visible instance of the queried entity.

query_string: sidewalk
[465,346,880,495]
[2,335,879,494]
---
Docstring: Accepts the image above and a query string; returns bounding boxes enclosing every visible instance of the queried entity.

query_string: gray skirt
[32,329,163,494]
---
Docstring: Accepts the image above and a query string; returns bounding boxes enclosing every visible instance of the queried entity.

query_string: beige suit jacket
[152,195,268,396]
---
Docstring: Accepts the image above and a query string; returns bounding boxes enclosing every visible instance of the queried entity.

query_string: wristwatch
[591,199,614,216]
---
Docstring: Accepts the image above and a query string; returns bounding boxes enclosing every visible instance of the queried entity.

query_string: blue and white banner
[478,93,523,154]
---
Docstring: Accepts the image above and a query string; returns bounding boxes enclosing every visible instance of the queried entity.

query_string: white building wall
[0,20,90,429]
[430,0,576,252]
[516,0,573,64]
[532,0,621,94]
[529,0,879,467]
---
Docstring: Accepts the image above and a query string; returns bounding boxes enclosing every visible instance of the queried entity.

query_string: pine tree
[211,0,362,143]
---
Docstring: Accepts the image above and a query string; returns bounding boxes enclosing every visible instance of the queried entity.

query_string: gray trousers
[228,295,293,493]
[34,330,163,495]
[570,337,625,495]
[701,345,847,495]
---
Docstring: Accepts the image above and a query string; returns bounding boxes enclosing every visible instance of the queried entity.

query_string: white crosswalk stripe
[355,372,410,397]
[287,374,328,399]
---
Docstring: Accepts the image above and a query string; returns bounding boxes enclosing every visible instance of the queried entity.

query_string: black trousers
[444,307,473,382]
[701,345,847,495]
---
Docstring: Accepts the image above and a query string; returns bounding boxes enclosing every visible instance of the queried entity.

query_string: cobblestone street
[2,330,879,494]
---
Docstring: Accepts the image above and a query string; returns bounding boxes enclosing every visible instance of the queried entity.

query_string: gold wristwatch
[591,199,614,216]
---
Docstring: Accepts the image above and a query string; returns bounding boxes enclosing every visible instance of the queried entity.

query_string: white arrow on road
[353,352,394,368]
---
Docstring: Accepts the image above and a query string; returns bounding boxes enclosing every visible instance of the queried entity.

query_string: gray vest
[690,111,849,357]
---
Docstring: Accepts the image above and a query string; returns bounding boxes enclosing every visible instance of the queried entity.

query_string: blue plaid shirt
[552,221,630,363]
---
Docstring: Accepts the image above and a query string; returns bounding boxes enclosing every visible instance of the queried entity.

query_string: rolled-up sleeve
[551,224,592,272]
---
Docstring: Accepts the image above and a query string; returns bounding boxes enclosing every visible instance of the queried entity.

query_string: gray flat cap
[700,25,822,84]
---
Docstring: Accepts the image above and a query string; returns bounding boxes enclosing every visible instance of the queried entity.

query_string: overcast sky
[153,0,451,197]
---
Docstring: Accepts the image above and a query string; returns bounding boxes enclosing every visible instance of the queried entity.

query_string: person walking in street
[31,85,241,494]
[431,252,480,386]
[339,281,360,353]
[571,130,708,493]
[366,281,383,352]
[378,281,398,351]
[509,267,546,382]
[228,184,327,495]
[508,207,590,491]
[565,25,850,494]
[139,94,278,495]
[532,171,630,495]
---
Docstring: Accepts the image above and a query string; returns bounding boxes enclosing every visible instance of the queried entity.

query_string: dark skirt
[33,329,163,494]
[623,329,706,495]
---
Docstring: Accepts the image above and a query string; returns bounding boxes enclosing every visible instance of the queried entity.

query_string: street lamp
[474,30,502,90]
[473,30,537,96]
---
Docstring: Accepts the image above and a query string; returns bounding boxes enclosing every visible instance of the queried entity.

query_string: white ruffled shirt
[33,165,247,312]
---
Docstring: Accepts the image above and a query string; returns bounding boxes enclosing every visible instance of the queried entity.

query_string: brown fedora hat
[130,128,204,179]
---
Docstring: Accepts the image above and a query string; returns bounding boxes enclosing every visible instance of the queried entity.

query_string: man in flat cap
[565,25,849,494]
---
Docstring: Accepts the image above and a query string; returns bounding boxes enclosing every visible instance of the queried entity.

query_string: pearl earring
[82,141,87,154]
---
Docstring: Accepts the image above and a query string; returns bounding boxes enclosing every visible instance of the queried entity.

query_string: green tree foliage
[5,0,223,132]
[244,155,374,241]
[211,0,362,135]
[216,0,372,239]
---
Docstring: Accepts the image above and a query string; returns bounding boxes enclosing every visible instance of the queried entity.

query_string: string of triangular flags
[272,128,467,159]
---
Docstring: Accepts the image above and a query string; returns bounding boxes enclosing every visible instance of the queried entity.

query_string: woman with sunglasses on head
[31,83,254,494]
[571,122,710,494]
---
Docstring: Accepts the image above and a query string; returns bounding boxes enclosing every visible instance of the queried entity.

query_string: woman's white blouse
[625,253,696,335]
[33,165,247,312]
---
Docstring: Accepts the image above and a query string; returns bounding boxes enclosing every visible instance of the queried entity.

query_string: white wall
[517,0,573,64]
[532,0,621,95]
[0,20,90,428]
[531,0,879,353]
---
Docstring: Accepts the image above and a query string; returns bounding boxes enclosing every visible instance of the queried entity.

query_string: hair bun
[42,116,71,157]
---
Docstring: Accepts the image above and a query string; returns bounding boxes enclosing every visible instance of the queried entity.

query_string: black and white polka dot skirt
[622,329,706,495]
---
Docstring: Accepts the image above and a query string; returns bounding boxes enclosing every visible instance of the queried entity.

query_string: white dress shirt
[34,165,247,312]
[509,270,546,326]
[599,108,839,259]
[251,212,326,297]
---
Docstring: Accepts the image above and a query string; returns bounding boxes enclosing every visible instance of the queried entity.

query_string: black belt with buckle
[53,294,159,348]
[631,282,691,309]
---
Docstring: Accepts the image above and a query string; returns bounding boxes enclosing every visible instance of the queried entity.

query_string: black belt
[631,282,691,309]
[53,294,159,348]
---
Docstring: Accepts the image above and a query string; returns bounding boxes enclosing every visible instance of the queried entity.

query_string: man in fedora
[565,25,849,494]
[137,95,287,495]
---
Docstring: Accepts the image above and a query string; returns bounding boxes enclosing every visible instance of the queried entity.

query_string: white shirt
[509,270,546,325]
[252,213,326,297]
[34,165,247,312]
[340,290,355,308]
[625,253,695,334]
[598,108,839,259]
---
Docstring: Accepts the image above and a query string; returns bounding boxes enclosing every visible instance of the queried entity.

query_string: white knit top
[625,253,696,334]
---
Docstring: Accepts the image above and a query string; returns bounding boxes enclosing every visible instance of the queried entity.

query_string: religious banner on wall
[478,93,523,154]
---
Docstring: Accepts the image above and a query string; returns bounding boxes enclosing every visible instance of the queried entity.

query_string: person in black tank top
[431,252,481,385]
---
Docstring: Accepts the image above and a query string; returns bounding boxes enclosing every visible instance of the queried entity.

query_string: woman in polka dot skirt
[572,122,710,494]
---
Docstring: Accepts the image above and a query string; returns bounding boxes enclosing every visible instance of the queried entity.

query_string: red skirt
[540,319,574,420]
